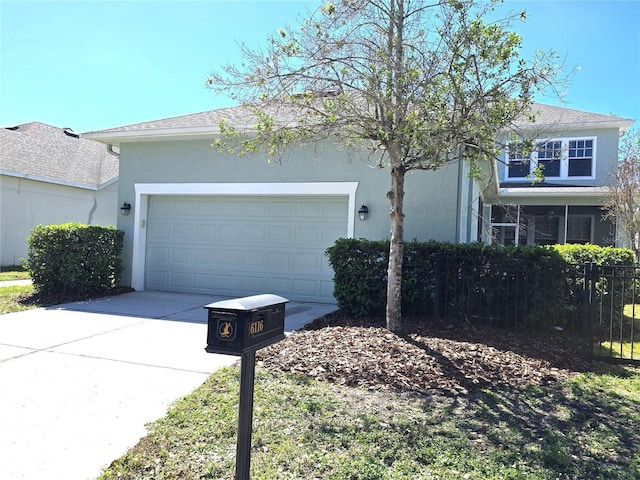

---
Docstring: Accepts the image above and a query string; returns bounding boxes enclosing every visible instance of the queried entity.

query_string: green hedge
[326,238,635,329]
[553,243,635,266]
[25,223,124,294]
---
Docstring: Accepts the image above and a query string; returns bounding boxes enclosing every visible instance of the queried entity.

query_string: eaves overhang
[82,126,231,146]
[1,169,118,191]
[513,119,635,134]
[495,186,610,202]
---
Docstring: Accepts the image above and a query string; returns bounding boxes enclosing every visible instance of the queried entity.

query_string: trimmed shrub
[25,223,124,294]
[553,243,635,266]
[326,238,635,331]
[325,238,388,317]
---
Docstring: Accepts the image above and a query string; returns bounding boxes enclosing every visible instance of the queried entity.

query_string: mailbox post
[204,294,288,480]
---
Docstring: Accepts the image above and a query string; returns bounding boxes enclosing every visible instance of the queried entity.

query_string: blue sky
[1,0,638,133]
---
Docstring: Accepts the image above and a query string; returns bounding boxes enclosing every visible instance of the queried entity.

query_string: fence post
[582,262,598,358]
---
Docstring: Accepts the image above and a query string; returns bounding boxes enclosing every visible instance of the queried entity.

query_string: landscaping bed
[257,311,589,396]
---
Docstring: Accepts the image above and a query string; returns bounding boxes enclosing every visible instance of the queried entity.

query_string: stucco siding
[0,176,118,266]
[116,139,464,286]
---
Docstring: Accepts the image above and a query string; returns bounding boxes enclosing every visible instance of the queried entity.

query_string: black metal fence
[433,256,640,365]
[585,263,640,364]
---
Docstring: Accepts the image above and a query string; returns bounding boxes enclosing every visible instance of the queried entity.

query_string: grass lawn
[0,266,30,282]
[0,284,36,314]
[596,303,640,361]
[99,364,640,480]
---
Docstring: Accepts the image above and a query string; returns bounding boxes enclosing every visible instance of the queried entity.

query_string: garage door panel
[151,199,173,215]
[218,224,242,244]
[148,222,172,241]
[323,199,348,217]
[229,275,264,292]
[320,280,334,298]
[269,201,295,217]
[293,252,320,269]
[146,270,169,289]
[293,279,319,296]
[193,273,215,289]
[242,250,266,267]
[217,249,243,265]
[296,201,322,217]
[195,224,216,241]
[266,277,291,295]
[147,246,170,263]
[294,225,321,245]
[267,252,291,268]
[323,225,348,243]
[268,225,294,243]
[244,225,267,243]
[191,200,217,215]
[170,272,191,288]
[244,200,270,216]
[146,195,347,303]
[171,248,192,264]
[194,249,216,265]
[213,273,241,291]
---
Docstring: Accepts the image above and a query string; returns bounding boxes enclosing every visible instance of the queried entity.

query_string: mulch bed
[16,286,134,308]
[257,311,594,395]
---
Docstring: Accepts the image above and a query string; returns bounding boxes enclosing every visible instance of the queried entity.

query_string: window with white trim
[506,143,529,178]
[568,139,594,177]
[506,137,596,180]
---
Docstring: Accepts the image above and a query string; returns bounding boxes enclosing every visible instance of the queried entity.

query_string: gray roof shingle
[83,102,635,144]
[514,103,635,131]
[1,122,119,189]
[84,106,253,134]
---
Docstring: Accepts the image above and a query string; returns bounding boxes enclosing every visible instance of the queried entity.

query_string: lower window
[566,216,592,244]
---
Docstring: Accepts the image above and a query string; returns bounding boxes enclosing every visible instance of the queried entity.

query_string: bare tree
[206,0,563,331]
[604,128,640,259]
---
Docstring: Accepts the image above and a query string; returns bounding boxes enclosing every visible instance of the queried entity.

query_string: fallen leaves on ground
[258,312,590,395]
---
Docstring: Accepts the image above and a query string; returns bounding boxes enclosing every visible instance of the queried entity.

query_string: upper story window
[568,139,594,177]
[506,137,596,180]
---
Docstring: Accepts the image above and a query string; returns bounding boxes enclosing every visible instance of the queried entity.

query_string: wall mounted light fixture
[120,202,132,216]
[358,204,369,221]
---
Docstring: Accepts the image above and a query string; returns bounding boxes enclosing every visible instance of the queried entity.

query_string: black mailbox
[205,294,289,355]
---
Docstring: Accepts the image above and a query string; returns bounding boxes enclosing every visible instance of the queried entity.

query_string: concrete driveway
[0,291,336,480]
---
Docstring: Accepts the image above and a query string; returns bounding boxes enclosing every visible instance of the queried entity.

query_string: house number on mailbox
[249,319,264,335]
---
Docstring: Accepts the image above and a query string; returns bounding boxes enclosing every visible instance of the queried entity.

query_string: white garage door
[144,195,348,303]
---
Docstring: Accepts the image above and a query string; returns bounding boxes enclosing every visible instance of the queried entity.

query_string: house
[0,122,119,266]
[83,103,634,304]
[481,104,635,247]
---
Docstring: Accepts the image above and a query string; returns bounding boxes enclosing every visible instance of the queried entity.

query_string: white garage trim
[131,182,359,291]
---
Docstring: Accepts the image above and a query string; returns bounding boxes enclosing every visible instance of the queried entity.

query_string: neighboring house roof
[1,121,119,190]
[83,102,635,145]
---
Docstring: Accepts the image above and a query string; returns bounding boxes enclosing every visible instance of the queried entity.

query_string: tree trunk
[386,159,405,332]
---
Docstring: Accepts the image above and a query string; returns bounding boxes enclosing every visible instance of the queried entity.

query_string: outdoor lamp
[120,202,132,216]
[358,204,369,221]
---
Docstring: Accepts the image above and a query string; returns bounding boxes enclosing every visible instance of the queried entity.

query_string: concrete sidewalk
[0,291,336,480]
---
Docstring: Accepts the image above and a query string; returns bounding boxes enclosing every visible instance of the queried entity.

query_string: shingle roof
[84,105,254,134]
[83,101,635,144]
[514,103,635,132]
[1,122,119,189]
